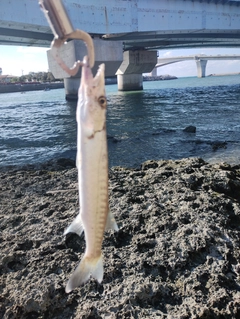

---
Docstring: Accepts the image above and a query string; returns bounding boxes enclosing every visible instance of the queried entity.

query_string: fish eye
[98,96,107,108]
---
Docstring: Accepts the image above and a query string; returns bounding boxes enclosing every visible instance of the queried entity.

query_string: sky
[157,47,240,77]
[0,46,49,76]
[1,45,240,78]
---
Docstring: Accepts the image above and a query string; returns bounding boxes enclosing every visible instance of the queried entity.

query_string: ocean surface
[1,75,240,168]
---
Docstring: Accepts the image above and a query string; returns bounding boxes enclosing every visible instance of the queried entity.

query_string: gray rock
[1,157,240,318]
[183,125,196,133]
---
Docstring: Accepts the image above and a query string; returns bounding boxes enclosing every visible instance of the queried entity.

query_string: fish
[64,56,118,293]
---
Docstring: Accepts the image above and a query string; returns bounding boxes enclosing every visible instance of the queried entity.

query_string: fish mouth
[81,56,93,85]
[81,56,105,88]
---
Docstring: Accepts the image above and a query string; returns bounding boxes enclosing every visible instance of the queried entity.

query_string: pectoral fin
[64,214,84,236]
[105,211,118,231]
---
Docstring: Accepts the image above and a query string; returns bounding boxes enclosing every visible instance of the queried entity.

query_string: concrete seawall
[0,82,64,94]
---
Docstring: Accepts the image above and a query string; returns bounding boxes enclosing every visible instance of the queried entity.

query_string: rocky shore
[143,75,178,81]
[1,157,240,319]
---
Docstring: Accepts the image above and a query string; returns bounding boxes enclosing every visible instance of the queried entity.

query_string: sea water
[0,75,240,168]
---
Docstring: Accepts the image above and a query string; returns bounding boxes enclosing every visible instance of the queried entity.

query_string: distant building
[0,68,2,75]
[0,75,18,83]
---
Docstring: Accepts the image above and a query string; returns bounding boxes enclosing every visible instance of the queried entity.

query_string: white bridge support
[155,54,240,78]
[47,38,123,100]
[196,59,208,78]
[116,50,157,91]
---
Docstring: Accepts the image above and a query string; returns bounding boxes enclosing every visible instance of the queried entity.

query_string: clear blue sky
[1,45,240,77]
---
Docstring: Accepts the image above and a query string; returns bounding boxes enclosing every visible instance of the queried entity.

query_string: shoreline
[208,72,240,77]
[1,157,240,318]
[0,75,179,94]
[0,82,64,94]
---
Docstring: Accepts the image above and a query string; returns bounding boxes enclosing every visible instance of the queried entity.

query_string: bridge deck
[1,0,240,50]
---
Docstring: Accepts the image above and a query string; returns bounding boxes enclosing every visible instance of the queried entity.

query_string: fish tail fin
[64,214,84,236]
[65,254,103,293]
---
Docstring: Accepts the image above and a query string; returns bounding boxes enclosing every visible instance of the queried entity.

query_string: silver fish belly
[64,57,118,293]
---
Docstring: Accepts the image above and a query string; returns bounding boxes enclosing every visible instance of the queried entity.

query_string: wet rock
[1,157,240,318]
[108,136,121,143]
[183,125,196,133]
[211,141,227,151]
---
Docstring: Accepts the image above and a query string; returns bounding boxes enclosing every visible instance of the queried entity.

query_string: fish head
[78,56,107,138]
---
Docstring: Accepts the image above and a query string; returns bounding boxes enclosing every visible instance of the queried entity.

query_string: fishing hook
[39,0,95,74]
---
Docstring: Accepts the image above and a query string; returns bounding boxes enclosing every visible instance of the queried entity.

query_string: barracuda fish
[64,56,118,293]
[39,0,118,294]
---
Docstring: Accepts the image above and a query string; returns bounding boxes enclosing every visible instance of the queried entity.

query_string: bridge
[155,54,240,77]
[1,0,240,97]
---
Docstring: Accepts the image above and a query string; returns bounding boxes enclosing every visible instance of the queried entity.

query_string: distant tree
[42,73,48,82]
[37,72,43,81]
[17,71,59,83]
[47,72,55,82]
[10,77,19,83]
[32,74,37,82]
[19,75,27,82]
[26,74,32,82]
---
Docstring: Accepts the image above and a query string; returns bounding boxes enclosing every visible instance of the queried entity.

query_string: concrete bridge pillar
[47,38,123,100]
[196,59,208,78]
[117,73,143,91]
[116,50,158,91]
[151,68,157,77]
[63,78,80,100]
